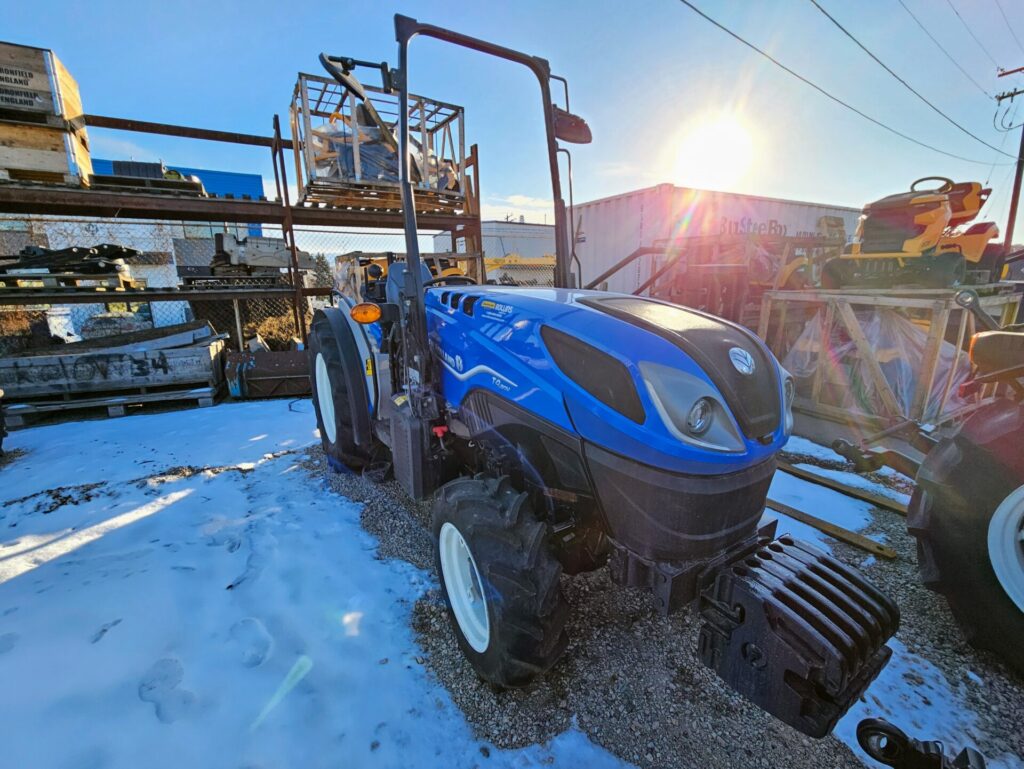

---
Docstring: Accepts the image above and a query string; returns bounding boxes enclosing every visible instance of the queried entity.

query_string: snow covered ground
[0,401,622,769]
[0,400,1019,768]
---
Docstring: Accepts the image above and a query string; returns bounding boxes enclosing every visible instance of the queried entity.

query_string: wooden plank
[778,461,908,515]
[0,145,70,173]
[834,300,903,417]
[3,384,221,419]
[809,300,836,408]
[0,339,224,397]
[0,43,55,114]
[911,301,949,421]
[756,292,772,339]
[0,122,66,151]
[766,497,898,559]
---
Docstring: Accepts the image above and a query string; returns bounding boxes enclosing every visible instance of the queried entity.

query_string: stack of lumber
[0,41,91,186]
[0,321,227,425]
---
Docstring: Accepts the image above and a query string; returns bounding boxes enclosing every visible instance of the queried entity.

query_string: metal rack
[0,111,483,341]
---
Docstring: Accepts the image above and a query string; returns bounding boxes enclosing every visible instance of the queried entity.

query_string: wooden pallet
[0,167,81,186]
[302,180,464,213]
[2,382,223,427]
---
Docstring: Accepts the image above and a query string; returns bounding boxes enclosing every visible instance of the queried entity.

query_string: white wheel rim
[988,483,1024,613]
[314,352,337,445]
[439,522,490,653]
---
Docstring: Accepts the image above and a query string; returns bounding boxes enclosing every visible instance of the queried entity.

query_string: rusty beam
[84,114,293,149]
[0,185,479,229]
[0,288,296,305]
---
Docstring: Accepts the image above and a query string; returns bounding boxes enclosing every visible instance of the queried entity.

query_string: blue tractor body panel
[425,286,788,477]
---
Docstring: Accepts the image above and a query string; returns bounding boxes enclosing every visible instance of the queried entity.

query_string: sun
[672,114,754,191]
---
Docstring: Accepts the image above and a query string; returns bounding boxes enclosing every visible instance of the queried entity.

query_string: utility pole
[996,69,1024,259]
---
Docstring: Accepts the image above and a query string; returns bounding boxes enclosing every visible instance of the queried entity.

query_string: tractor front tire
[907,401,1024,675]
[308,312,370,469]
[432,476,569,687]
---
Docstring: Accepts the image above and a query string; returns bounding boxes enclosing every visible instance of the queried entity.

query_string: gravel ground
[306,446,1023,768]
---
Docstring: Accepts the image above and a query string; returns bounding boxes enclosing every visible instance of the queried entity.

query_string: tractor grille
[860,210,924,253]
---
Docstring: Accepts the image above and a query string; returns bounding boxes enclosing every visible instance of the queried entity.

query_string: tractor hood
[426,286,790,476]
[575,295,781,441]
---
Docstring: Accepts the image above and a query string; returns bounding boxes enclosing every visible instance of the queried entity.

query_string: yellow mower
[822,177,999,289]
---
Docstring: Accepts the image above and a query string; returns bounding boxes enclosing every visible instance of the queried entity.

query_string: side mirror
[319,53,367,102]
[553,106,592,144]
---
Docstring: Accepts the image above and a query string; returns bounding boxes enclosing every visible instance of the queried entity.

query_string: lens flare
[673,113,754,191]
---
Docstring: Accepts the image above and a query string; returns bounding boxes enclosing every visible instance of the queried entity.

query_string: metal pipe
[393,14,570,288]
[584,246,663,290]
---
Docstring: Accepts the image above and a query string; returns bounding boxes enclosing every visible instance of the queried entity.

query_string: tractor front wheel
[308,312,371,469]
[908,401,1024,675]
[432,476,569,687]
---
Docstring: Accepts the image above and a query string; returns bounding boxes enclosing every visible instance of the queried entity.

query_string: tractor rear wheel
[432,475,569,687]
[907,400,1024,675]
[308,312,371,469]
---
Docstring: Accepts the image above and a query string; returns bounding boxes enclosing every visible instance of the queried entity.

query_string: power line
[675,0,1016,166]
[809,0,1014,158]
[896,0,992,99]
[992,0,1024,58]
[944,0,1000,68]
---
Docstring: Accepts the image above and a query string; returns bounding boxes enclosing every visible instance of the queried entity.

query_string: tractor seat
[866,189,946,213]
[971,329,1024,375]
[947,182,988,227]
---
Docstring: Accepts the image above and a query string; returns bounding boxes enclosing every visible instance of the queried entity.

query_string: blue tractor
[308,15,898,738]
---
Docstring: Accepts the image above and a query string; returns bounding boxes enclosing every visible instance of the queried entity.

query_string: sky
[5,0,1024,233]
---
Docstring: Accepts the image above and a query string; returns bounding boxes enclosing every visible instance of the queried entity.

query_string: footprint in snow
[90,619,122,644]
[138,658,196,723]
[229,617,274,668]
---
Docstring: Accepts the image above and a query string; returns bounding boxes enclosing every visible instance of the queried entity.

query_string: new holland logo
[729,347,756,375]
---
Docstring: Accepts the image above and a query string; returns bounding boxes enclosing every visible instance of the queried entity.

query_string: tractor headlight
[686,397,714,436]
[639,361,744,453]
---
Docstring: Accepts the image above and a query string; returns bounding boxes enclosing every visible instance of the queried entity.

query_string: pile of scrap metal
[209,233,314,278]
[0,243,139,275]
[333,250,472,303]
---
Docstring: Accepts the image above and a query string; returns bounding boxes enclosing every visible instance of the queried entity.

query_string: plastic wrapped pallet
[783,307,972,422]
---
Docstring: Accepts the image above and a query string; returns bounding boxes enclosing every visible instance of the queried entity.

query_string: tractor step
[697,535,899,738]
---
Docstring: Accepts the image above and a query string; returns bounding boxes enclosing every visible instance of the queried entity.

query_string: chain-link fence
[0,214,550,357]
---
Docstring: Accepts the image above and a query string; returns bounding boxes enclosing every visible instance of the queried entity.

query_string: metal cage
[290,73,467,213]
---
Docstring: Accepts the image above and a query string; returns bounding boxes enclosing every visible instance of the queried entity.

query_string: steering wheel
[424,275,477,287]
[911,176,954,193]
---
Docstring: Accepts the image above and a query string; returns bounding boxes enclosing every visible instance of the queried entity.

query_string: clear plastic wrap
[782,307,972,421]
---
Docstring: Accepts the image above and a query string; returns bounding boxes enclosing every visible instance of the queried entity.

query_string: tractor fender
[317,306,375,450]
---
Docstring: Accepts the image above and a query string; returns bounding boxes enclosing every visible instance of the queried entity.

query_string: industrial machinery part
[211,233,314,276]
[1,243,139,275]
[835,290,1024,674]
[856,719,987,768]
[333,251,471,304]
[822,177,1000,289]
[307,14,897,737]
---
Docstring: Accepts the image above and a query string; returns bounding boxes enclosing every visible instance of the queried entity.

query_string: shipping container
[573,184,860,294]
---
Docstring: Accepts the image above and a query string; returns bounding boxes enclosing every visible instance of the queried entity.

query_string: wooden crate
[757,284,1021,429]
[0,339,225,399]
[0,41,91,186]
